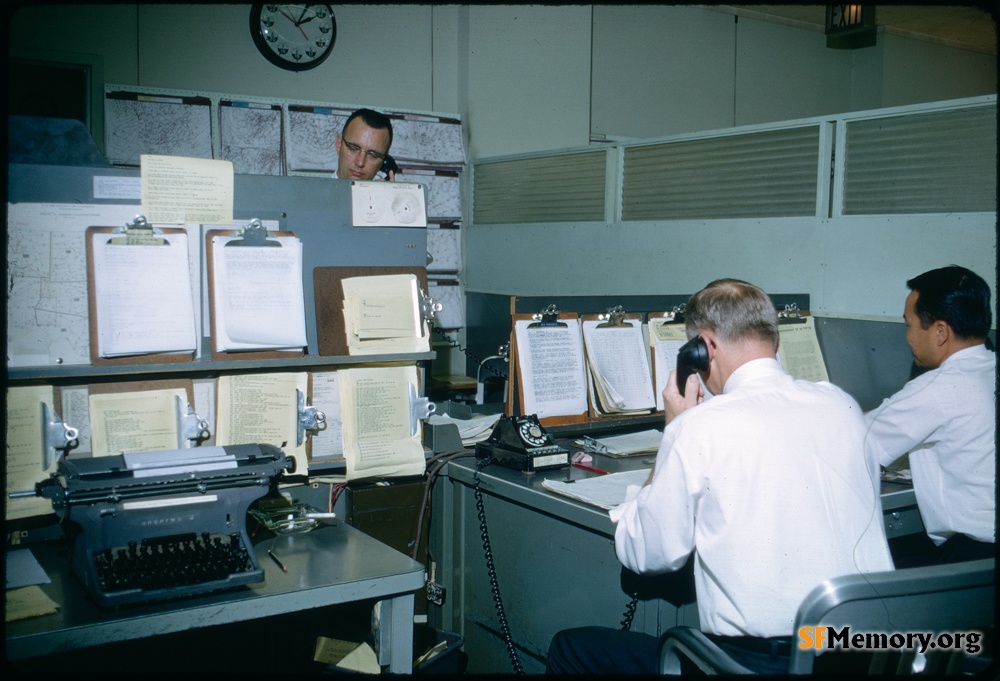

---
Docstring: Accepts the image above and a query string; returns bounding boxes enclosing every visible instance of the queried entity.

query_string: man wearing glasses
[334,108,395,181]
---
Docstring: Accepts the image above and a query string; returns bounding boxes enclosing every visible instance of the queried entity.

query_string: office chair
[659,558,995,675]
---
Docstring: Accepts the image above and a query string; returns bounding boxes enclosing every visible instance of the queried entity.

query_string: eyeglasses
[341,138,387,163]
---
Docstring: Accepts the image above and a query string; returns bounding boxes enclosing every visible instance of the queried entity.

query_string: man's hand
[663,370,703,425]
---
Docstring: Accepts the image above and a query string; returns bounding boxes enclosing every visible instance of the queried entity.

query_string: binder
[206,221,306,361]
[508,305,588,428]
[313,266,430,357]
[85,221,198,366]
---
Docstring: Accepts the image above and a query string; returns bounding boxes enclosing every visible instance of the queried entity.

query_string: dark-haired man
[866,265,996,565]
[334,108,394,181]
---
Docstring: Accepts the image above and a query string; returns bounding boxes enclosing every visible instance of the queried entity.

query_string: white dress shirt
[865,344,996,545]
[611,358,893,638]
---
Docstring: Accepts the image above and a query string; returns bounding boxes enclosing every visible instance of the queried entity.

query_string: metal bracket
[419,288,444,323]
[297,389,327,447]
[176,396,210,446]
[660,304,687,323]
[41,402,79,470]
[409,383,436,437]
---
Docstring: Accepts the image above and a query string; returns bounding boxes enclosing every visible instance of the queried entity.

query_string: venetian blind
[842,105,997,215]
[472,151,607,224]
[621,126,822,220]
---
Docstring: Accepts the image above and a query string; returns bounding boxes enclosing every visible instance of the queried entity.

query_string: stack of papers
[542,468,651,510]
[342,274,430,355]
[426,412,502,445]
[577,429,662,458]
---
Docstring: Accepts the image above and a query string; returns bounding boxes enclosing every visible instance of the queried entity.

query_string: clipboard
[580,310,653,419]
[508,305,588,428]
[205,223,306,361]
[85,221,197,366]
[313,266,430,356]
[647,311,690,414]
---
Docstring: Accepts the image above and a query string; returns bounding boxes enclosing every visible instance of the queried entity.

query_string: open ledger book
[542,468,651,511]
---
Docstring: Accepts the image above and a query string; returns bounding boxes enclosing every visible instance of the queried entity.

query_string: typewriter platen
[35,443,294,608]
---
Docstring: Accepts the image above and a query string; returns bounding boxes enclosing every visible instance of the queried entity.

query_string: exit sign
[825,5,877,48]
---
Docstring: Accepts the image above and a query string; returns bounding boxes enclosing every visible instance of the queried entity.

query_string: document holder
[206,220,306,361]
[508,305,588,428]
[85,218,197,366]
[581,308,654,419]
[313,265,430,356]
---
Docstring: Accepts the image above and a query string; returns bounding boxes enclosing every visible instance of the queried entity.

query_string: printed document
[339,366,425,480]
[542,468,651,511]
[582,319,655,414]
[215,372,308,462]
[777,316,829,382]
[211,235,307,351]
[514,319,588,420]
[89,388,187,456]
[90,231,197,357]
[341,274,429,355]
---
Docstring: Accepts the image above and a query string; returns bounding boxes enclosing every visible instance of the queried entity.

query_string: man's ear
[334,133,342,153]
[934,320,951,347]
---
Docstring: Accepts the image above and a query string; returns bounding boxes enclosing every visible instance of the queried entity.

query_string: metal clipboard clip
[41,403,79,470]
[596,305,629,328]
[419,288,444,325]
[409,383,436,438]
[777,303,807,324]
[109,214,167,245]
[659,305,686,323]
[528,304,568,328]
[175,396,211,446]
[297,389,327,447]
[226,218,280,247]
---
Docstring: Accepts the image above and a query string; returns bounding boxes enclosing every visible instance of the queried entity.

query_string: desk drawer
[883,505,923,537]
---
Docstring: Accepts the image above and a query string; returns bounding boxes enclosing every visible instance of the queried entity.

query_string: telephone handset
[380,154,400,179]
[676,336,709,396]
[475,414,570,474]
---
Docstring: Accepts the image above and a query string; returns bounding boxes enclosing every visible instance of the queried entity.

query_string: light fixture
[825,5,877,49]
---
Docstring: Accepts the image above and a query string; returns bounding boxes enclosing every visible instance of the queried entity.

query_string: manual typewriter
[35,443,294,608]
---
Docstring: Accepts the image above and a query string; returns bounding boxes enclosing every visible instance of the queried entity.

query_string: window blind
[472,151,606,224]
[842,105,997,214]
[621,126,822,220]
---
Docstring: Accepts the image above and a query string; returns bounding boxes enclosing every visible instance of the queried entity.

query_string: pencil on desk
[268,549,288,573]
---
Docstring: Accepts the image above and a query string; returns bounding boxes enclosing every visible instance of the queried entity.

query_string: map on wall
[105,91,213,166]
[397,170,461,220]
[286,105,348,173]
[219,100,284,176]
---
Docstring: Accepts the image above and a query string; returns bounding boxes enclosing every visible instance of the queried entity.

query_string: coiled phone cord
[473,457,525,676]
[620,593,639,631]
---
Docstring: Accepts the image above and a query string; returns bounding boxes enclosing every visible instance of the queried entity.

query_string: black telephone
[380,154,399,178]
[676,336,709,396]
[475,414,570,474]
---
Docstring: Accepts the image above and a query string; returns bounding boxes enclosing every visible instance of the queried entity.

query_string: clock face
[250,4,336,71]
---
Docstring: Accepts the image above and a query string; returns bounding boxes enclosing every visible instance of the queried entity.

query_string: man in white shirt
[865,265,995,566]
[546,279,893,675]
[333,108,396,181]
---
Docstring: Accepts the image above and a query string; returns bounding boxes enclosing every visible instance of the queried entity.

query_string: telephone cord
[430,324,508,380]
[473,457,525,675]
[620,593,639,631]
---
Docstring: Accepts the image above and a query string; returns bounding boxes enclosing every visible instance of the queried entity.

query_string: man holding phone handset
[334,108,398,181]
[546,278,892,675]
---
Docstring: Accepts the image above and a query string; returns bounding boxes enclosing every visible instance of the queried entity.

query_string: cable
[473,456,525,675]
[410,449,474,560]
[620,593,639,631]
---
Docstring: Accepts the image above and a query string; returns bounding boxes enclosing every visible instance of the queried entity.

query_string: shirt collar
[723,357,783,393]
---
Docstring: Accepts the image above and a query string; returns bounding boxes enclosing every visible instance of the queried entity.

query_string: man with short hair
[546,278,893,675]
[334,108,394,181]
[866,265,996,565]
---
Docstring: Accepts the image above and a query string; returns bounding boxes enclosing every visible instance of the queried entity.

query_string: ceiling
[715,5,997,55]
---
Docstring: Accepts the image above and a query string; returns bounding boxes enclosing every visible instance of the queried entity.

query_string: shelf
[6,352,436,382]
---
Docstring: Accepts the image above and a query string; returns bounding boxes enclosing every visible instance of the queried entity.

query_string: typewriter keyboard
[92,532,257,595]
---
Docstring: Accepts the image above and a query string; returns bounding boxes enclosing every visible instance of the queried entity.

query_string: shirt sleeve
[612,426,696,574]
[864,377,938,466]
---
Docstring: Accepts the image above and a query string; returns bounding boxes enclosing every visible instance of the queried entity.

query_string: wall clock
[250,4,336,71]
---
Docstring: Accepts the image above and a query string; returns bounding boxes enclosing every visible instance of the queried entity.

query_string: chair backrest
[789,558,995,674]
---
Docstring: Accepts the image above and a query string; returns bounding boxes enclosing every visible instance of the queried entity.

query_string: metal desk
[6,523,426,673]
[430,454,919,674]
